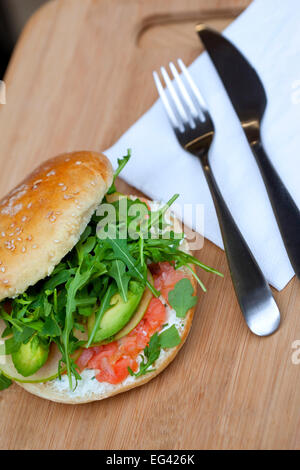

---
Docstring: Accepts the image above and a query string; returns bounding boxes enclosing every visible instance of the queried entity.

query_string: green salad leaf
[128,332,161,378]
[86,282,118,348]
[128,324,181,378]
[168,278,198,318]
[159,324,181,348]
[107,150,131,195]
[105,236,158,296]
[0,373,12,391]
[108,260,130,302]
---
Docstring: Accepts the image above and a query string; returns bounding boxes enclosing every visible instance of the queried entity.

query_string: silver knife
[197,24,300,279]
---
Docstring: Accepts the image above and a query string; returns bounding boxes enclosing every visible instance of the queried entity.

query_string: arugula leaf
[0,373,12,391]
[4,337,21,354]
[13,326,35,344]
[41,316,61,337]
[76,236,96,265]
[86,282,118,347]
[108,260,130,302]
[168,278,197,318]
[62,266,96,388]
[76,296,98,307]
[128,325,180,378]
[159,325,181,348]
[1,326,12,338]
[129,332,161,377]
[0,310,23,330]
[146,193,179,234]
[107,150,131,195]
[107,237,142,278]
[106,236,159,297]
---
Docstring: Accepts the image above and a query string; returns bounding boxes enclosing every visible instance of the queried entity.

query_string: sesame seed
[3,280,8,285]
[9,232,14,237]
[75,161,82,165]
[21,247,26,253]
[10,223,15,228]
[49,215,56,222]
[32,244,37,249]
[21,216,27,222]
[46,170,56,177]
[63,194,73,200]
[1,267,5,272]
[5,241,14,250]
[90,181,96,186]
[27,203,32,209]
[65,158,70,162]
[1,232,5,237]
[54,239,60,243]
[27,235,32,241]
[17,237,22,242]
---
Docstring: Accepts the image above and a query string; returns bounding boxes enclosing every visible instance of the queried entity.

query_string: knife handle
[251,141,300,278]
[202,162,280,336]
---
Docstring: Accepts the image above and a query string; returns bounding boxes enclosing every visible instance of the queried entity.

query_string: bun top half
[0,151,113,300]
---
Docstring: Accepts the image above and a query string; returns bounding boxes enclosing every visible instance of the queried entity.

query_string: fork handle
[201,161,280,336]
[251,141,300,278]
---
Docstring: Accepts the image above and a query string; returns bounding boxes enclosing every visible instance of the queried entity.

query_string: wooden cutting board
[0,0,300,450]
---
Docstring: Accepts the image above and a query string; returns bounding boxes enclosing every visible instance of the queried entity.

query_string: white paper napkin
[105,0,300,291]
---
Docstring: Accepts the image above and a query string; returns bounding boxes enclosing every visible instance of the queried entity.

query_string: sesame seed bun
[0,151,113,300]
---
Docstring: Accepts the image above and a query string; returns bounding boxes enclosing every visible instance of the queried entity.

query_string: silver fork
[153,59,281,336]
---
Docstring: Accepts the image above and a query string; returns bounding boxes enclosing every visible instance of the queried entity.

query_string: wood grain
[1,0,300,450]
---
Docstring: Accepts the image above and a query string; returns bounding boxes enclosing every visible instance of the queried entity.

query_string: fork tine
[177,59,207,112]
[153,71,181,130]
[169,62,198,122]
[160,66,189,125]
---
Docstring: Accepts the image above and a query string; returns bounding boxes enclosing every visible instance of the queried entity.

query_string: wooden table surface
[0,0,300,450]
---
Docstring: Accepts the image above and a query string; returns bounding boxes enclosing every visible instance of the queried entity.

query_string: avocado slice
[88,271,154,345]
[88,280,145,343]
[0,347,82,384]
[114,275,153,340]
[11,336,49,377]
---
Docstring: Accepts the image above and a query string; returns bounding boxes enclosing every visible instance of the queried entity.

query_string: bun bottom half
[17,203,197,404]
